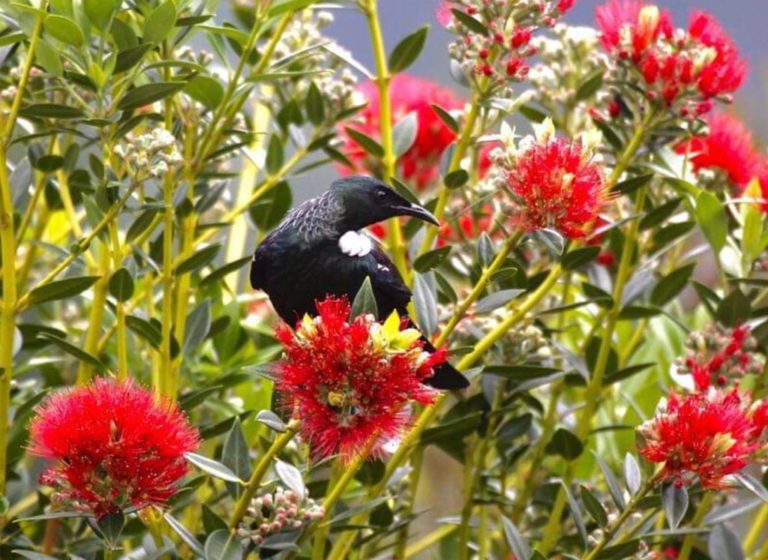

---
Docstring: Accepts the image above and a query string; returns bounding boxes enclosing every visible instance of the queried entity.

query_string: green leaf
[185,452,243,483]
[20,103,84,120]
[545,428,583,460]
[12,551,60,560]
[580,485,608,527]
[176,244,220,275]
[561,482,588,548]
[734,472,768,503]
[267,0,317,17]
[696,190,728,252]
[477,233,495,266]
[256,409,286,432]
[126,315,162,348]
[393,112,418,157]
[717,289,751,327]
[475,289,524,313]
[45,14,84,46]
[575,69,604,101]
[125,209,158,243]
[184,75,224,110]
[351,277,378,319]
[344,127,384,158]
[305,82,325,126]
[708,524,744,560]
[650,263,695,306]
[29,275,100,304]
[96,511,124,545]
[118,82,185,111]
[662,483,688,529]
[108,267,134,302]
[431,104,458,133]
[562,246,600,270]
[624,454,641,495]
[388,25,429,73]
[143,0,176,43]
[501,517,531,560]
[266,134,284,174]
[164,514,205,557]
[595,454,626,509]
[450,9,489,35]
[413,273,437,336]
[533,228,565,256]
[200,256,252,288]
[114,43,156,74]
[35,40,63,76]
[204,529,242,560]
[444,169,469,189]
[184,301,211,353]
[414,246,452,273]
[249,181,292,231]
[275,460,305,500]
[39,333,106,371]
[222,418,251,500]
[83,0,121,32]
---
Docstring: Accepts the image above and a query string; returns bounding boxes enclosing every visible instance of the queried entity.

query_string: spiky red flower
[506,137,606,239]
[639,389,768,489]
[676,324,763,391]
[338,74,463,190]
[675,112,760,188]
[28,378,199,518]
[688,11,748,99]
[596,0,672,59]
[275,297,442,460]
[596,3,747,112]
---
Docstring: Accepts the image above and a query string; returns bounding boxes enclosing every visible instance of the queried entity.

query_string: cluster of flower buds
[596,1,747,117]
[265,9,361,118]
[530,24,611,126]
[237,487,324,546]
[440,0,574,94]
[1,65,44,103]
[480,119,606,239]
[675,323,764,392]
[453,311,552,363]
[114,128,183,178]
[175,46,214,67]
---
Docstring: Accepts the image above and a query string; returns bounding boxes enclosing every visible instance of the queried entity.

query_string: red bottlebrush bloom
[596,0,672,59]
[506,136,606,239]
[676,324,763,392]
[638,389,767,489]
[688,11,748,99]
[338,74,464,190]
[28,378,199,518]
[275,297,442,461]
[675,113,761,188]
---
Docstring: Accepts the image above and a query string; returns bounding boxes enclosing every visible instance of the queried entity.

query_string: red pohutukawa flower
[638,389,768,489]
[675,112,761,188]
[596,2,747,113]
[275,297,442,460]
[492,122,606,239]
[675,324,763,392]
[28,378,199,518]
[338,74,463,190]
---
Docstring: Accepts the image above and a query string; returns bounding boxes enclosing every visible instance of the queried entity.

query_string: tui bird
[250,176,469,390]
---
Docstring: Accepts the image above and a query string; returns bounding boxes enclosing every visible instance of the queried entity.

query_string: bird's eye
[376,189,387,199]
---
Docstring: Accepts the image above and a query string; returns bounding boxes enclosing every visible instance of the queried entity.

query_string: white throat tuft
[339,230,373,257]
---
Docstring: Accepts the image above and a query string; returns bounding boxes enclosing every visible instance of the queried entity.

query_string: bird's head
[330,176,439,231]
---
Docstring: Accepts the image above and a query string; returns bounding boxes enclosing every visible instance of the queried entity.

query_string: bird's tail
[421,336,470,390]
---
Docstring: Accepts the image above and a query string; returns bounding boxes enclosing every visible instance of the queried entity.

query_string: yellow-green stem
[677,494,714,560]
[404,524,457,558]
[0,1,46,499]
[393,446,425,559]
[361,0,408,279]
[77,245,110,384]
[312,463,342,560]
[745,504,768,554]
[229,420,300,529]
[108,222,129,379]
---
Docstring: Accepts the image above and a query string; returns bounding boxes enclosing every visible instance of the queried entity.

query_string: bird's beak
[393,203,440,226]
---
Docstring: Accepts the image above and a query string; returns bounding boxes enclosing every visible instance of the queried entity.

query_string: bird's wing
[353,241,412,317]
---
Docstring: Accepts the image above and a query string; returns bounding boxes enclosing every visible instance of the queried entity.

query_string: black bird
[250,176,469,390]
